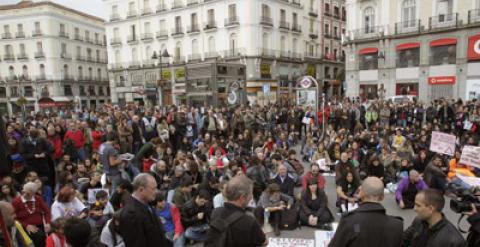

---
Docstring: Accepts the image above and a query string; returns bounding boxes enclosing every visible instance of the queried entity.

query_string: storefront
[396,83,418,96]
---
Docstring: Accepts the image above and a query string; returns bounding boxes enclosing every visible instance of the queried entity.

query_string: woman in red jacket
[47,126,63,164]
[91,123,104,154]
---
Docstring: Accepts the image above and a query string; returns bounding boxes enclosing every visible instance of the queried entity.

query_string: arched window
[402,0,416,27]
[78,66,83,78]
[22,65,28,78]
[230,33,237,53]
[63,64,69,78]
[364,7,375,33]
[9,66,14,77]
[88,67,93,79]
[97,68,102,79]
[261,4,270,18]
[208,36,215,53]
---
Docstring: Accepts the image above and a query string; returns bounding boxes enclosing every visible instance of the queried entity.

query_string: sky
[1,0,106,19]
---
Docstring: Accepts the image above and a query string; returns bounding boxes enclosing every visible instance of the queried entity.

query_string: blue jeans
[77,148,86,162]
[166,231,185,247]
[185,224,209,242]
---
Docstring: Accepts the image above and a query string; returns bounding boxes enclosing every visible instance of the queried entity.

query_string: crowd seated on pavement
[0,96,479,246]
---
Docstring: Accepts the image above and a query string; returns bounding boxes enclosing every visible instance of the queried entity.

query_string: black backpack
[279,203,299,230]
[204,210,244,247]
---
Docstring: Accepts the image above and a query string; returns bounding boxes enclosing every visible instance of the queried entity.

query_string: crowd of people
[0,96,479,247]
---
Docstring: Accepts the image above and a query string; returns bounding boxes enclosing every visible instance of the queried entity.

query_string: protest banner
[429,131,456,156]
[267,238,314,247]
[315,230,336,247]
[459,145,480,169]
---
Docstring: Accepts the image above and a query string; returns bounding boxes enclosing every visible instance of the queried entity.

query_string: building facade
[104,0,346,107]
[0,0,109,116]
[344,0,480,102]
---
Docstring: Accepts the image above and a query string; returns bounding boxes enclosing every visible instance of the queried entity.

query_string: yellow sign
[260,63,271,78]
[175,68,186,81]
[306,64,316,77]
[161,70,171,80]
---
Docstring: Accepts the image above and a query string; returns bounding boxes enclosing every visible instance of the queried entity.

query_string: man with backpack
[204,175,267,247]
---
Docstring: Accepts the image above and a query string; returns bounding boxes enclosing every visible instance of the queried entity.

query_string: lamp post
[152,49,170,107]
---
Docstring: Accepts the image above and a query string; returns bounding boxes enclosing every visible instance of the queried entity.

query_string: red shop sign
[428,76,456,85]
[467,34,480,61]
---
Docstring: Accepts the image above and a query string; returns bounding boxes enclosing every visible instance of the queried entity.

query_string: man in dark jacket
[402,189,465,247]
[329,177,403,247]
[119,173,167,247]
[273,164,295,197]
[181,190,212,242]
[20,129,52,180]
[467,209,480,247]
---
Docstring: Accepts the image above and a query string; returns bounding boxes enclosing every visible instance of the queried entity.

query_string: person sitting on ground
[172,177,193,209]
[109,180,132,211]
[64,217,103,247]
[154,192,185,247]
[299,178,333,229]
[213,180,227,208]
[395,170,428,209]
[273,164,295,197]
[336,171,360,212]
[302,163,326,190]
[51,184,87,220]
[255,183,294,236]
[335,152,360,185]
[180,190,212,243]
[94,190,114,219]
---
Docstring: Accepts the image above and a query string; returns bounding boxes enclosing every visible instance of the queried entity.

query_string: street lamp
[152,49,170,107]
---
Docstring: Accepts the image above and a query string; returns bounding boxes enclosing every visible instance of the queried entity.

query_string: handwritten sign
[460,145,480,168]
[268,238,314,247]
[456,174,480,188]
[315,230,336,247]
[429,131,456,156]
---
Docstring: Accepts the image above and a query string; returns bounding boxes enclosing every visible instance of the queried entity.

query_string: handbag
[279,204,299,230]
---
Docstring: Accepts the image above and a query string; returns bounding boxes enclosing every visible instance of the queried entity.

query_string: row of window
[1,43,107,62]
[2,22,106,45]
[0,85,110,98]
[1,64,107,81]
[359,44,456,70]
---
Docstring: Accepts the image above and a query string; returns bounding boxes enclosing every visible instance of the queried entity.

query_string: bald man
[329,177,403,247]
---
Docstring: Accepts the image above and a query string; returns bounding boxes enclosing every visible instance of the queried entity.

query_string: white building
[344,0,480,102]
[104,0,346,106]
[0,0,110,116]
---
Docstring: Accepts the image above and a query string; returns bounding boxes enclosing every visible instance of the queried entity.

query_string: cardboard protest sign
[267,238,314,247]
[459,145,480,168]
[429,131,456,156]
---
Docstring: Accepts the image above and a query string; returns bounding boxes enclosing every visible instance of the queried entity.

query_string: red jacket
[64,129,85,149]
[170,203,184,235]
[302,172,326,190]
[12,195,51,228]
[91,130,104,152]
[48,135,63,160]
[46,233,66,247]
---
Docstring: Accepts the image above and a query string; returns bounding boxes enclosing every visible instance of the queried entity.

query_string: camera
[449,185,480,214]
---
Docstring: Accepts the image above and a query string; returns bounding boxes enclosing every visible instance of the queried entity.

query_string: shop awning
[429,38,457,47]
[38,97,71,108]
[396,42,420,51]
[358,47,378,55]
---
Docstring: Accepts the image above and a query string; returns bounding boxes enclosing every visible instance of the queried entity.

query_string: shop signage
[260,63,271,78]
[467,34,480,61]
[428,76,456,85]
[161,70,171,80]
[175,68,186,81]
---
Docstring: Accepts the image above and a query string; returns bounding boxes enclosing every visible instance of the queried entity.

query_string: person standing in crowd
[119,173,166,247]
[402,189,465,247]
[63,122,86,162]
[205,175,267,247]
[100,132,124,193]
[329,177,403,247]
[20,129,52,182]
[395,170,428,209]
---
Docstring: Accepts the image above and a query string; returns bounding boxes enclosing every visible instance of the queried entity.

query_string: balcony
[141,33,154,41]
[127,10,137,18]
[60,52,72,60]
[6,76,17,82]
[129,61,141,68]
[85,37,93,44]
[291,52,302,60]
[468,9,480,24]
[34,51,45,58]
[2,33,12,39]
[279,21,290,30]
[259,48,276,58]
[96,58,108,64]
[142,59,155,67]
[224,49,242,58]
[3,54,15,61]
[156,4,167,12]
[333,34,341,40]
[172,0,184,9]
[16,32,25,38]
[429,13,458,30]
[74,34,83,41]
[110,13,120,21]
[156,30,168,39]
[173,56,186,64]
[171,27,184,37]
[279,51,290,58]
[309,8,318,17]
[204,21,217,30]
[187,0,198,5]
[260,16,273,26]
[188,53,201,61]
[304,52,321,60]
[292,24,302,33]
[76,55,86,61]
[17,53,28,60]
[324,32,331,38]
[291,0,301,7]
[324,11,331,17]
[63,75,74,81]
[36,75,47,81]
[204,51,218,58]
[309,29,319,39]
[333,12,340,19]
[225,16,240,27]
[109,63,123,70]
[32,30,43,37]
[350,26,384,41]
[127,35,139,44]
[86,56,95,62]
[110,37,122,45]
[187,25,200,33]
[141,8,152,15]
[395,19,421,35]
[59,31,69,38]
